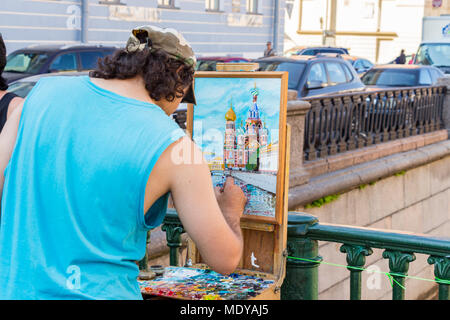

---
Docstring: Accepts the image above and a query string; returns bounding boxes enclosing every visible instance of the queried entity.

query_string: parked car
[360,65,445,88]
[312,53,375,76]
[7,71,89,98]
[254,55,365,98]
[340,55,375,75]
[288,46,349,56]
[195,56,251,71]
[3,44,117,84]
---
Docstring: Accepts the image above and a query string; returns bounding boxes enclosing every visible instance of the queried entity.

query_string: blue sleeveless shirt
[0,76,185,299]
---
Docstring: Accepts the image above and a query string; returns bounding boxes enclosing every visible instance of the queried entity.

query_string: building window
[158,0,176,8]
[246,0,258,14]
[206,0,220,11]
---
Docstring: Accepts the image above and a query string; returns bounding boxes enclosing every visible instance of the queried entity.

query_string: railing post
[382,250,416,300]
[428,256,450,300]
[437,78,450,138]
[281,213,322,300]
[138,230,151,272]
[161,208,185,267]
[340,244,373,300]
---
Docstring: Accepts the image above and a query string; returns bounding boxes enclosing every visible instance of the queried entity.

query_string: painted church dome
[225,105,236,121]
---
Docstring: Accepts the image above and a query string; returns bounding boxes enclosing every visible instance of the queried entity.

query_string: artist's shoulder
[7,97,24,120]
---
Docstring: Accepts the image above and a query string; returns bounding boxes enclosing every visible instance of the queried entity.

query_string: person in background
[408,53,416,65]
[395,49,406,64]
[0,25,246,299]
[264,41,276,57]
[0,34,23,132]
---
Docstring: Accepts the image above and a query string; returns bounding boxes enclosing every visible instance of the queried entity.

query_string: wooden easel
[185,124,291,299]
[141,70,290,300]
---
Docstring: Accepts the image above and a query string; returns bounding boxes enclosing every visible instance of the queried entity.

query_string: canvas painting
[190,73,287,222]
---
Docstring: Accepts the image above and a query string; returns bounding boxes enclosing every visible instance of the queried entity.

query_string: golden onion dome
[225,105,236,122]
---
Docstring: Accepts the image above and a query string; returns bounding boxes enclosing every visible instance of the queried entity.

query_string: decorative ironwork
[161,210,186,267]
[340,244,373,300]
[303,86,447,161]
[428,255,450,300]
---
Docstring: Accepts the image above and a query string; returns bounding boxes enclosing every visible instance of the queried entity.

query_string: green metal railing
[283,212,450,300]
[155,209,450,300]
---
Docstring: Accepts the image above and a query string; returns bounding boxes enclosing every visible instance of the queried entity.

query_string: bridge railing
[156,209,450,300]
[283,212,450,300]
[302,86,447,161]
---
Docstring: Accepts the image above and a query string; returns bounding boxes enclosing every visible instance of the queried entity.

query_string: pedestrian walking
[395,49,407,64]
[264,41,276,57]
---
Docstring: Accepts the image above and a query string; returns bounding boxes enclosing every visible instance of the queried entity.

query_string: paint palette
[139,267,274,300]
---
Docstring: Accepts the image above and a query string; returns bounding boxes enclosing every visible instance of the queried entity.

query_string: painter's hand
[214,177,247,229]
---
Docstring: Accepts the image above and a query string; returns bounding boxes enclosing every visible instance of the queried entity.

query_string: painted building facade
[1,0,285,59]
[223,85,274,172]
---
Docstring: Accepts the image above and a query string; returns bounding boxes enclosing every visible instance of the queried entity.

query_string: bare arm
[144,136,246,275]
[0,102,23,203]
[6,97,24,119]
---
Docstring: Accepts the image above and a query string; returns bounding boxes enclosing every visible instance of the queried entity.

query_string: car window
[49,53,78,72]
[302,49,316,55]
[79,51,106,70]
[354,60,363,69]
[272,62,306,89]
[307,63,327,84]
[418,69,432,85]
[258,62,306,89]
[361,69,418,86]
[362,59,373,69]
[322,49,345,54]
[325,62,347,84]
[342,63,354,81]
[5,52,49,74]
[6,81,36,98]
[429,68,443,82]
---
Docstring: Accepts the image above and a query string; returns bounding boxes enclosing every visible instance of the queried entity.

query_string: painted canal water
[211,171,276,218]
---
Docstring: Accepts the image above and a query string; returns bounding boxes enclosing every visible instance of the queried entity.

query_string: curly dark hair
[90,47,194,102]
[0,34,8,91]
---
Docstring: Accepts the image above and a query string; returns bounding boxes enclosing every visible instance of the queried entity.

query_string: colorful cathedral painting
[223,83,273,172]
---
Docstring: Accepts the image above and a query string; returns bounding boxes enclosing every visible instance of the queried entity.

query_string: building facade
[1,0,285,59]
[284,0,449,64]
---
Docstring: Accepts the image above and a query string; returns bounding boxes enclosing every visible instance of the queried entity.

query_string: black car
[254,55,365,98]
[196,56,251,71]
[292,46,349,56]
[361,65,445,88]
[3,44,117,83]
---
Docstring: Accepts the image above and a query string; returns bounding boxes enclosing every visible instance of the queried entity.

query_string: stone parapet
[303,129,449,178]
[288,139,450,210]
[437,76,450,137]
[286,99,311,188]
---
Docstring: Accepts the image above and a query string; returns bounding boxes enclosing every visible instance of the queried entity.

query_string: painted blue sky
[193,77,282,160]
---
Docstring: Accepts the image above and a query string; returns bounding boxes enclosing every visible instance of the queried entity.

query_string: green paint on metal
[287,255,449,288]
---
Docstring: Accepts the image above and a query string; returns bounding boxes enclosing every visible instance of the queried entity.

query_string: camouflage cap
[126,25,197,67]
[126,25,197,104]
